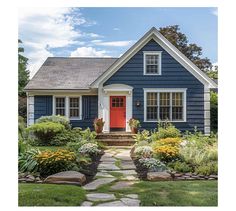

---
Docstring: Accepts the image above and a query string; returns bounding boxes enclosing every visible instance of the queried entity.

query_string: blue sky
[18,7,217,76]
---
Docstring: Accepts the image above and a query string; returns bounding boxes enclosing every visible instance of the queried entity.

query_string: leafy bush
[18,148,40,173]
[195,161,218,176]
[134,130,150,142]
[134,146,153,158]
[139,158,166,172]
[210,91,218,132]
[66,140,88,152]
[80,128,97,142]
[78,143,101,156]
[167,161,193,173]
[156,123,181,139]
[152,138,182,162]
[27,122,65,145]
[18,140,30,154]
[35,149,76,177]
[128,118,141,128]
[50,129,82,146]
[36,115,71,129]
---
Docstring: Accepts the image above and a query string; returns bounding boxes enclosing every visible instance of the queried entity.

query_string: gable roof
[25,57,117,90]
[91,27,217,89]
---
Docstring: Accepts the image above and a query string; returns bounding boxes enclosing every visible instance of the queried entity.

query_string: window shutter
[82,96,90,119]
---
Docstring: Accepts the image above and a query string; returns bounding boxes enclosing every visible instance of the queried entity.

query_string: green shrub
[27,122,65,145]
[50,129,82,146]
[18,140,30,154]
[78,143,101,156]
[18,148,40,173]
[210,91,218,132]
[66,140,88,152]
[155,122,181,139]
[134,130,150,142]
[195,162,218,176]
[36,115,71,129]
[134,146,153,158]
[35,149,76,177]
[168,161,193,173]
[139,158,166,172]
[80,128,97,141]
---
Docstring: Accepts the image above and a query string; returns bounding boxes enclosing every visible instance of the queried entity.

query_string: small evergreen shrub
[66,140,88,152]
[195,161,218,176]
[36,115,71,129]
[168,161,193,173]
[27,122,65,145]
[78,143,101,156]
[156,124,181,139]
[134,130,150,142]
[80,128,97,141]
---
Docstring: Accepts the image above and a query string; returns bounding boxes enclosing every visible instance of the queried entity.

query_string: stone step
[96,133,135,140]
[97,139,135,146]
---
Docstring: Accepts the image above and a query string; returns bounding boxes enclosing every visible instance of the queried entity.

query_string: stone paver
[83,178,116,190]
[86,193,116,201]
[97,200,125,206]
[112,169,137,175]
[81,201,93,206]
[98,162,120,170]
[120,198,140,206]
[111,181,137,190]
[125,194,139,199]
[95,172,114,178]
[120,161,136,170]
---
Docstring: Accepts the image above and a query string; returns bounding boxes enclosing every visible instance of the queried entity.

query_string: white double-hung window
[143,51,162,75]
[144,89,186,122]
[54,96,82,120]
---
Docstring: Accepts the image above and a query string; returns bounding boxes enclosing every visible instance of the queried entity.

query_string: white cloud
[70,47,110,57]
[113,28,120,31]
[18,8,87,77]
[85,33,103,38]
[93,40,134,47]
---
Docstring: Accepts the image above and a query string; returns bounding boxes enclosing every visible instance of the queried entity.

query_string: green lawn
[18,183,86,206]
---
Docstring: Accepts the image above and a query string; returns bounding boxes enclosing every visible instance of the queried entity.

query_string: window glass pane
[146,55,158,64]
[147,93,157,106]
[160,93,170,106]
[172,92,183,106]
[159,93,170,120]
[172,92,183,120]
[55,98,65,116]
[145,54,159,74]
[147,107,158,120]
[69,97,80,118]
[146,65,158,73]
[172,107,183,120]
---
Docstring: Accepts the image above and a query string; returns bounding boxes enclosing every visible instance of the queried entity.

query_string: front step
[96,133,135,140]
[97,139,135,146]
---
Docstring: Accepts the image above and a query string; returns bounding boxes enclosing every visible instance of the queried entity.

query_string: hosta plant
[78,143,101,156]
[134,146,153,158]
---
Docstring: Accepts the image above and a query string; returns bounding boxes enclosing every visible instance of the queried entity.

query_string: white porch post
[27,93,35,126]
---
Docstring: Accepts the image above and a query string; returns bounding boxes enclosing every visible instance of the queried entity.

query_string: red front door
[110,96,126,129]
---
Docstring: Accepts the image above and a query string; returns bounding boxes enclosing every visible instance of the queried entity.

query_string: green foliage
[155,122,181,140]
[18,39,29,96]
[27,122,65,145]
[80,128,97,141]
[50,129,82,146]
[128,118,141,128]
[159,25,212,71]
[139,158,166,172]
[168,161,193,173]
[66,140,88,152]
[35,149,76,177]
[210,91,218,132]
[36,115,71,129]
[18,116,27,140]
[134,130,150,142]
[18,96,27,120]
[18,140,30,154]
[78,143,101,156]
[195,162,218,176]
[134,146,153,158]
[18,148,40,173]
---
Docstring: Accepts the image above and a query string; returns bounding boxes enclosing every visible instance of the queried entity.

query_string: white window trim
[143,88,187,122]
[53,95,82,120]
[143,51,162,75]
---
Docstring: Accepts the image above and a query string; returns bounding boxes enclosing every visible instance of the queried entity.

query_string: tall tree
[18,39,29,96]
[159,25,212,71]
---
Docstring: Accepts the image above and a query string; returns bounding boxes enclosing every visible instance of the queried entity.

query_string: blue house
[25,27,217,134]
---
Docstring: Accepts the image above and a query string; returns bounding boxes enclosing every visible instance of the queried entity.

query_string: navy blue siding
[70,96,98,129]
[104,39,205,132]
[34,96,53,121]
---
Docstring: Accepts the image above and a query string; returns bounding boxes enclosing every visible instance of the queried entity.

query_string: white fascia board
[90,27,217,89]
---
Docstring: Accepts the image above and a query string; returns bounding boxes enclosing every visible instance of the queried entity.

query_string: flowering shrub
[128,118,141,128]
[134,130,150,142]
[155,123,181,139]
[78,143,101,156]
[134,146,153,158]
[139,158,166,172]
[35,149,76,177]
[152,138,182,162]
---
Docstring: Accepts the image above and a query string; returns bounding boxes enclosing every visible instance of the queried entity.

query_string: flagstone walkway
[82,146,140,206]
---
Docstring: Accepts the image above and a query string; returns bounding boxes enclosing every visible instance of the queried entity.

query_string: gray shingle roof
[25,57,118,90]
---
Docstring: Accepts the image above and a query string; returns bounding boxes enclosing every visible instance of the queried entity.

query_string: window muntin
[112,97,124,107]
[145,91,184,121]
[55,97,65,116]
[146,93,158,120]
[69,97,80,118]
[144,52,161,75]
